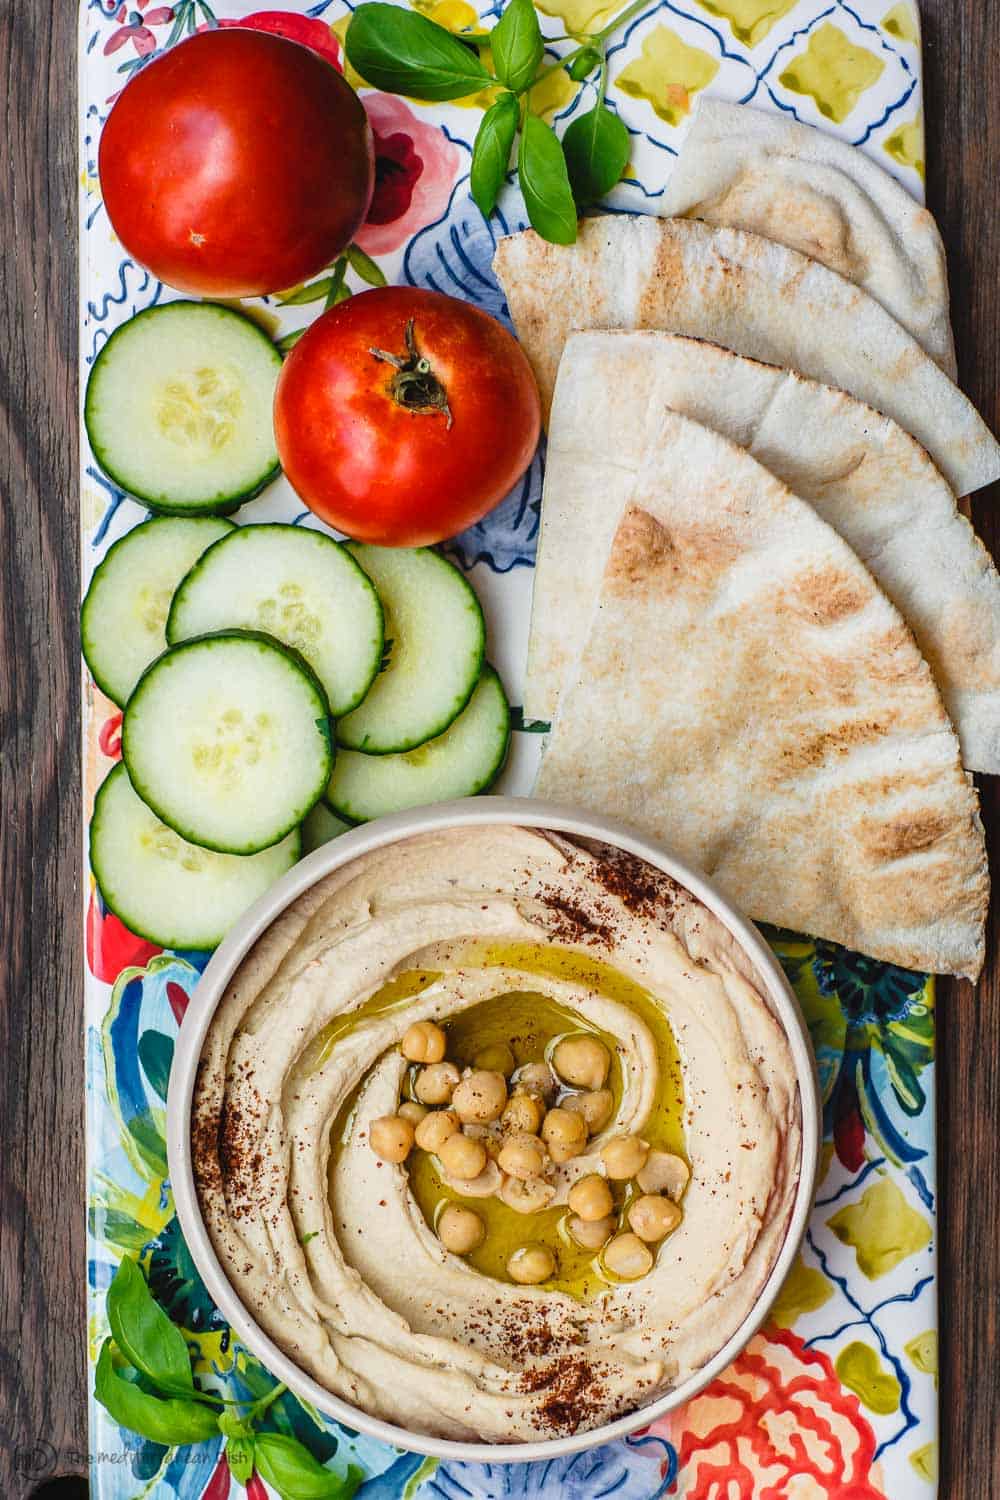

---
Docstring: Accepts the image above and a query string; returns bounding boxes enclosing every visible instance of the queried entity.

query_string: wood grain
[922,1,1000,1495]
[0,1,87,1497]
[0,1,995,1495]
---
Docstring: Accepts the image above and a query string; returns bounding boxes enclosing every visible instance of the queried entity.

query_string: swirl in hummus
[192,826,802,1442]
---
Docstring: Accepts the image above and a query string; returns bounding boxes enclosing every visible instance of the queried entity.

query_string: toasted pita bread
[534,410,988,979]
[492,215,1000,497]
[661,98,955,374]
[526,331,1000,774]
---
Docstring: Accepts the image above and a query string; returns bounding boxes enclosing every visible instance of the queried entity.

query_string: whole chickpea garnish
[401,1020,447,1064]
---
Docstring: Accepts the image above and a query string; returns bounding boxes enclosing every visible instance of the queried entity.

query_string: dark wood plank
[0,2,996,1497]
[0,2,87,1495]
[921,3,1000,1497]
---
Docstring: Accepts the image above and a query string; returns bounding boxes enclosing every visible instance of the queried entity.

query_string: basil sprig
[345,0,649,244]
[96,1257,360,1498]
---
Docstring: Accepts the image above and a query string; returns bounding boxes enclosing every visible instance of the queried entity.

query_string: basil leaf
[277,329,306,355]
[471,92,519,219]
[106,1257,193,1395]
[345,4,490,102]
[562,103,630,204]
[255,1433,363,1500]
[95,1341,220,1446]
[226,1434,256,1485]
[517,112,578,244]
[489,0,543,94]
[344,244,387,287]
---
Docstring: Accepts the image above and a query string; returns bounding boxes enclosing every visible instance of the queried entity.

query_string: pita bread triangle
[526,330,1000,775]
[661,98,956,374]
[534,408,988,979]
[492,215,1000,498]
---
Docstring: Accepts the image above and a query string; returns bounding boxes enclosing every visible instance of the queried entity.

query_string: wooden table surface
[1,2,997,1496]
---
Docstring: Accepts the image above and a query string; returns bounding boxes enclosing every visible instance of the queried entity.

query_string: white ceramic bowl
[167,797,821,1463]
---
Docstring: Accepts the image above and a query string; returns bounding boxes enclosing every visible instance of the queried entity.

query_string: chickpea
[600,1134,649,1180]
[603,1231,654,1280]
[498,1132,548,1180]
[452,1070,508,1124]
[398,1101,428,1126]
[439,1131,488,1181]
[452,1158,502,1197]
[414,1061,461,1105]
[414,1108,460,1154]
[563,1089,614,1134]
[401,1019,447,1064]
[567,1213,616,1251]
[567,1174,614,1223]
[541,1107,588,1164]
[628,1194,683,1243]
[438,1204,486,1255]
[369,1114,415,1163]
[508,1243,556,1285]
[636,1150,690,1200]
[552,1035,611,1092]
[513,1061,556,1101]
[473,1042,516,1077]
[502,1092,545,1135]
[500,1173,556,1214]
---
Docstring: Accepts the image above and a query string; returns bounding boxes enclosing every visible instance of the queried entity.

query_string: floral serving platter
[80,1,938,1494]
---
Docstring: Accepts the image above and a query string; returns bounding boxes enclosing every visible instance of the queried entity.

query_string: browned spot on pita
[636,233,684,327]
[605,507,674,583]
[773,716,888,775]
[864,807,954,863]
[789,566,869,623]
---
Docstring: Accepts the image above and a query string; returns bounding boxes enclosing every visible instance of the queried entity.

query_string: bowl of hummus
[167,798,820,1460]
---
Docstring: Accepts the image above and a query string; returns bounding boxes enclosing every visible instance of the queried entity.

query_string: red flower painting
[645,1326,887,1499]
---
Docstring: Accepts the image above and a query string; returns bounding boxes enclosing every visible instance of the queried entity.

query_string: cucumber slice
[82,515,235,707]
[85,302,282,514]
[166,524,383,717]
[90,763,299,950]
[337,546,485,754]
[325,665,510,822]
[301,800,353,853]
[122,630,333,854]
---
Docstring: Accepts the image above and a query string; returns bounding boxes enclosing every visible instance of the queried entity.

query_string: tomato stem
[369,320,453,428]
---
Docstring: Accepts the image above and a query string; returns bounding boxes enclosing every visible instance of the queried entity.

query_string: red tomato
[274,288,542,546]
[216,12,343,69]
[98,28,373,297]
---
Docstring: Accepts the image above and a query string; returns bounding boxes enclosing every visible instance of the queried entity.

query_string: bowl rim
[166,795,822,1463]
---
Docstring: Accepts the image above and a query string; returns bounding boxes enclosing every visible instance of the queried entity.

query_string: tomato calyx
[369,319,453,428]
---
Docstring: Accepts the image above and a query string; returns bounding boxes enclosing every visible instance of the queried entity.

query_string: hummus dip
[193,825,802,1442]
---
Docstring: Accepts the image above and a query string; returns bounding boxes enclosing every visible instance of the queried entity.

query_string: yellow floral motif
[778,22,885,124]
[835,1340,902,1414]
[615,27,720,126]
[536,0,621,35]
[881,1,918,45]
[769,1253,834,1328]
[527,65,577,122]
[884,112,925,181]
[696,0,797,48]
[909,1442,938,1483]
[827,1177,932,1279]
[904,1328,938,1385]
